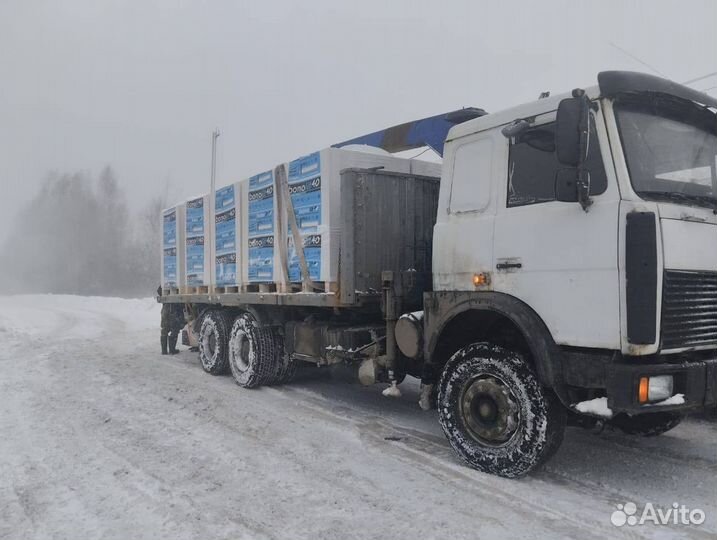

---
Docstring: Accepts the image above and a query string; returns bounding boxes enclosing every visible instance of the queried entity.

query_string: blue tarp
[333,108,487,157]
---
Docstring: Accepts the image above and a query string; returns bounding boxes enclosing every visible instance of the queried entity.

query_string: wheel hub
[233,333,250,372]
[202,328,217,360]
[460,375,520,446]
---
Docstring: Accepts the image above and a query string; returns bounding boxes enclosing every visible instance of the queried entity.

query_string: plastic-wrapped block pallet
[213,183,242,289]
[184,194,211,290]
[161,204,185,293]
[284,147,442,285]
[407,158,442,178]
[244,169,280,283]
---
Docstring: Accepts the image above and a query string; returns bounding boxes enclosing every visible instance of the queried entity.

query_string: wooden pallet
[276,281,337,294]
[324,281,338,294]
[241,283,277,293]
[277,282,300,293]
[182,285,210,295]
[214,286,240,294]
[172,282,338,296]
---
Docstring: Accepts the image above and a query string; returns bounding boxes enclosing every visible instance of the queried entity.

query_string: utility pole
[210,128,220,289]
[210,128,220,205]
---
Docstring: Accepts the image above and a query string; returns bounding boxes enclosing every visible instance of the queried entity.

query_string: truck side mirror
[555,168,580,202]
[555,97,584,166]
[555,168,592,209]
[555,89,594,212]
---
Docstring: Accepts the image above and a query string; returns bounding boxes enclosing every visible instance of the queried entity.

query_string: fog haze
[0,0,715,273]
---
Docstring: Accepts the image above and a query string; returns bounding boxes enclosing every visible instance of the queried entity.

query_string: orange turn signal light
[638,377,649,404]
[473,273,490,287]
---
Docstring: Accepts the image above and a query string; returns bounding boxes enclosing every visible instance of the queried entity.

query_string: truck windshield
[614,95,717,211]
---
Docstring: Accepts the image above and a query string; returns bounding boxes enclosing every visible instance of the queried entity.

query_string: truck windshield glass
[615,96,717,210]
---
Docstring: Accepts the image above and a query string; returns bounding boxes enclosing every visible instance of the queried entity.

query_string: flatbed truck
[161,71,717,477]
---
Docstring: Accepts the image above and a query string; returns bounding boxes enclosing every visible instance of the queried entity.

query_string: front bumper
[606,356,717,414]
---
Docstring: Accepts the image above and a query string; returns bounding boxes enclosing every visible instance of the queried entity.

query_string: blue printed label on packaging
[186,235,205,285]
[247,171,274,282]
[216,252,237,286]
[288,153,322,233]
[163,209,176,248]
[288,233,322,282]
[215,208,236,255]
[287,152,322,281]
[215,185,235,212]
[163,247,177,287]
[186,197,205,237]
[248,171,274,237]
[248,234,274,282]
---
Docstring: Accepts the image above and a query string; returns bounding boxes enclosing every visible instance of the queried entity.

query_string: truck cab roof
[447,70,717,143]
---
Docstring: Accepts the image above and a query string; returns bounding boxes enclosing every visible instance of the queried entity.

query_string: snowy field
[0,295,715,540]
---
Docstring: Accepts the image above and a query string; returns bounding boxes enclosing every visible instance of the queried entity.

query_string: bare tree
[0,166,167,297]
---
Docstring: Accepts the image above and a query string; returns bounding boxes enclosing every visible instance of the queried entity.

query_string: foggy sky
[1,0,716,242]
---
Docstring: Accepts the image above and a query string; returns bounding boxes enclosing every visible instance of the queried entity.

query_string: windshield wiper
[637,190,717,213]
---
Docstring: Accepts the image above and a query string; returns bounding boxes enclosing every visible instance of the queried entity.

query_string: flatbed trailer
[161,166,440,393]
[162,167,438,309]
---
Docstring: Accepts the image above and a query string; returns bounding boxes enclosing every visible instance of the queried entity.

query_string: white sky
[1,0,715,240]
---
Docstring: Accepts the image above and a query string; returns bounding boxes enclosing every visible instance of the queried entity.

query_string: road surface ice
[0,295,715,540]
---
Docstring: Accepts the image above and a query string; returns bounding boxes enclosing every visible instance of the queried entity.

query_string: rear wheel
[608,411,684,437]
[228,313,279,388]
[437,343,566,478]
[198,310,231,375]
[269,331,297,385]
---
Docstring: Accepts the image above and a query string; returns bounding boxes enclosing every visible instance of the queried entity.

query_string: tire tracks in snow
[269,383,716,539]
[3,296,715,540]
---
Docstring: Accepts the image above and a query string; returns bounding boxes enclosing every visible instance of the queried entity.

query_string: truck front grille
[662,270,717,350]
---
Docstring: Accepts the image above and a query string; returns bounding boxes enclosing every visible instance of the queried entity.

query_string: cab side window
[449,137,493,213]
[507,119,607,207]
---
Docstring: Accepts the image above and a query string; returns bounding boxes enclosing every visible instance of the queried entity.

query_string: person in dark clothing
[161,303,185,354]
[158,286,185,355]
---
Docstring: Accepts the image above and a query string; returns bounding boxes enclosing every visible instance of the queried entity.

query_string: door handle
[496,262,522,270]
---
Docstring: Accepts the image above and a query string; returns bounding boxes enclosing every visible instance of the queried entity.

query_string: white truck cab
[420,71,717,476]
[437,72,717,355]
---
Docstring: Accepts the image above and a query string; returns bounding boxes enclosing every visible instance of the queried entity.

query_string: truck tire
[608,411,684,437]
[228,313,278,388]
[437,343,566,478]
[198,310,231,375]
[269,331,297,385]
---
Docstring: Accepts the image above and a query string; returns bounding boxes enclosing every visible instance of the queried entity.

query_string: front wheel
[437,343,566,478]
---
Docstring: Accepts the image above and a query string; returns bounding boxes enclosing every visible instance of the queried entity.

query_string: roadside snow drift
[0,295,715,540]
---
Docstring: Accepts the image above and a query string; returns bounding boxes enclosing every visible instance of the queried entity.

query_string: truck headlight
[638,375,674,403]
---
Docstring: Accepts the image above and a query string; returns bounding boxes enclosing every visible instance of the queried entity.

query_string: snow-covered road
[0,295,715,539]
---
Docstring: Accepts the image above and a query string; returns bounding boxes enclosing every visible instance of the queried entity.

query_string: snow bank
[0,295,160,341]
[646,393,685,407]
[399,310,423,320]
[573,393,686,418]
[574,397,614,418]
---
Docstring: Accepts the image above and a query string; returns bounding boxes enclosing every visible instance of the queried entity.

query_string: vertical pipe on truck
[382,271,402,397]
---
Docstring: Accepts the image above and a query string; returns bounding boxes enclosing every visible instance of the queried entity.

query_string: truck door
[433,130,505,290]
[492,110,622,349]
